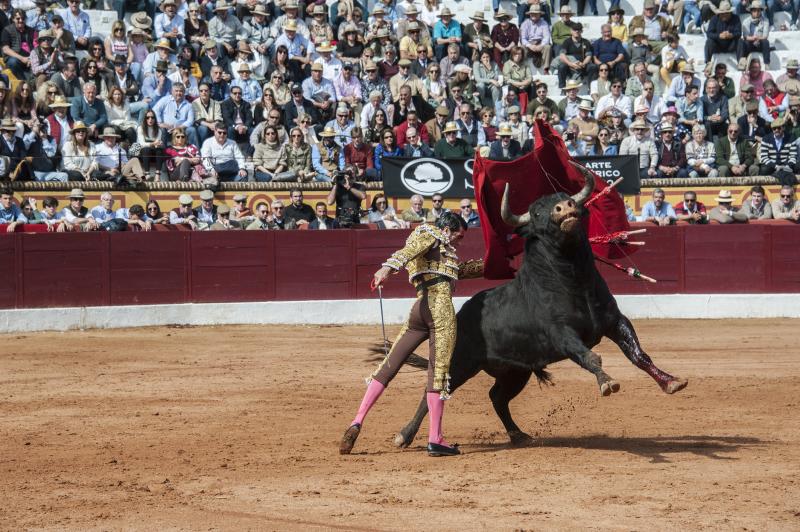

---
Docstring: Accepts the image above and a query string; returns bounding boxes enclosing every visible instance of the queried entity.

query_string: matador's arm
[382,225,440,271]
[458,259,484,279]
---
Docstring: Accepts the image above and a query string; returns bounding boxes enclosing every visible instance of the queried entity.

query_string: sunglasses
[273,207,284,210]
[48,90,57,95]
[290,133,303,137]
[432,199,443,203]
[232,91,242,95]
[266,131,277,135]
[781,194,793,198]
[147,207,159,211]
[215,130,227,134]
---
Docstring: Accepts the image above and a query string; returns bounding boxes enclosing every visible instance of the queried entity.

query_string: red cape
[473,120,632,279]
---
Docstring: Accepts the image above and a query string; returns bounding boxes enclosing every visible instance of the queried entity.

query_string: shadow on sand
[465,434,765,464]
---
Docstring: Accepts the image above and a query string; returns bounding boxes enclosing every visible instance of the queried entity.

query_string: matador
[340,212,483,457]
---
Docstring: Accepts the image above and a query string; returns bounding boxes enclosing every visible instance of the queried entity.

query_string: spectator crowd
[1,0,800,228]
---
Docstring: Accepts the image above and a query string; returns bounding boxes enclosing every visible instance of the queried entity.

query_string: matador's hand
[372,266,393,289]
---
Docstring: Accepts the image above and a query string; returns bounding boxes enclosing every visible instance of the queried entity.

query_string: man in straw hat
[95,127,146,185]
[231,62,262,103]
[142,38,177,79]
[154,0,185,48]
[654,121,689,178]
[433,7,462,60]
[568,99,600,143]
[551,5,575,54]
[45,95,73,149]
[60,188,98,231]
[708,190,748,223]
[463,10,491,61]
[619,119,659,178]
[311,126,344,182]
[737,1,770,68]
[208,0,246,56]
[397,4,431,44]
[273,18,311,80]
[30,29,62,87]
[399,21,432,61]
[628,0,672,55]
[434,121,475,158]
[313,40,343,81]
[759,117,798,185]
[521,4,552,72]
[558,79,583,123]
[0,119,27,180]
[777,59,800,96]
[488,123,523,161]
[244,3,274,55]
[270,0,309,41]
[490,8,519,66]
[704,1,740,64]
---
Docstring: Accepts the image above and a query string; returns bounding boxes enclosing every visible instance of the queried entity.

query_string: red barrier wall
[1,222,799,309]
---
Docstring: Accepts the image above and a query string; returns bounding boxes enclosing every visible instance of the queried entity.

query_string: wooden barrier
[0,222,799,309]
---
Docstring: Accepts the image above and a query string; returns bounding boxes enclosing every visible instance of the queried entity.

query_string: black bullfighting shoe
[339,423,361,455]
[427,442,461,457]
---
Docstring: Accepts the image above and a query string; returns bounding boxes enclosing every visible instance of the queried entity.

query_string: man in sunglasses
[673,190,707,224]
[200,122,248,182]
[759,117,798,186]
[772,185,800,222]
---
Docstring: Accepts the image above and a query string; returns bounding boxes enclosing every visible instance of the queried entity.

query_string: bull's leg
[489,369,535,446]
[562,333,620,396]
[607,315,688,394]
[394,393,428,448]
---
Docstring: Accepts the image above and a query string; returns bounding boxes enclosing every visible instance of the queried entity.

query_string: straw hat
[49,95,71,108]
[71,121,88,132]
[608,5,625,14]
[200,189,214,200]
[214,0,231,10]
[578,100,594,111]
[787,59,799,69]
[497,123,513,136]
[283,0,299,9]
[233,193,247,201]
[439,7,454,17]
[405,5,419,15]
[203,39,217,50]
[771,117,785,128]
[131,12,152,29]
[178,194,193,205]
[436,105,450,117]
[527,4,543,15]
[470,10,486,21]
[311,4,326,15]
[559,5,574,14]
[443,121,460,133]
[749,0,763,9]
[680,63,695,74]
[101,127,120,138]
[0,118,16,131]
[155,38,174,52]
[217,205,231,215]
[407,21,421,32]
[283,19,298,31]
[716,190,734,203]
[252,4,269,16]
[494,8,511,20]
[310,63,323,72]
[398,58,412,67]
[237,40,252,54]
[507,105,521,114]
[631,119,649,130]
[38,29,55,40]
[160,0,176,9]
[319,126,336,137]
[237,62,252,72]
[68,188,86,199]
[563,79,581,91]
[316,41,334,52]
[659,122,675,132]
[717,0,733,13]
[372,5,385,15]
[0,81,7,92]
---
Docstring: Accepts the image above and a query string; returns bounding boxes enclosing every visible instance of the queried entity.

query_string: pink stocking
[351,380,385,426]
[427,391,447,445]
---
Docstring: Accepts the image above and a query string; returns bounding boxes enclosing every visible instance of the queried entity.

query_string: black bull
[392,162,688,448]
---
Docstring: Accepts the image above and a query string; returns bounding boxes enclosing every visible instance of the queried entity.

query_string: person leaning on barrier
[674,191,708,224]
[640,187,677,226]
[772,185,800,222]
[740,185,774,220]
[60,188,97,232]
[759,118,798,186]
[709,189,749,224]
[169,194,199,229]
[209,205,242,230]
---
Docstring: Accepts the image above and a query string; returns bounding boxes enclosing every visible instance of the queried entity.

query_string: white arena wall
[1,294,798,333]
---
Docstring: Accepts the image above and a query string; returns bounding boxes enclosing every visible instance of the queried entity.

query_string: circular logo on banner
[400,158,454,195]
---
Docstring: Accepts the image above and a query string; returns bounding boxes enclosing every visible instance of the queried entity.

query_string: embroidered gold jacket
[382,224,484,283]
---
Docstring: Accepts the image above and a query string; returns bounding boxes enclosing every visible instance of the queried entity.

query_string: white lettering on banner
[464,159,474,190]
[582,160,622,183]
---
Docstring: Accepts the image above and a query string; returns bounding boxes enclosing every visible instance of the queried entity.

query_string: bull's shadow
[465,434,764,464]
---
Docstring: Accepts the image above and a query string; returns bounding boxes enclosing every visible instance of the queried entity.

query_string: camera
[565,131,575,141]
[334,169,351,186]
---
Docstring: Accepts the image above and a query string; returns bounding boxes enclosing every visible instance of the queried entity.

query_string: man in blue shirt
[153,82,196,145]
[142,61,173,108]
[592,24,627,82]
[433,7,462,60]
[640,187,677,225]
[0,187,24,232]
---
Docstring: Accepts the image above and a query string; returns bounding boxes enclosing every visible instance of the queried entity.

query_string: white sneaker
[686,20,695,33]
[791,23,798,31]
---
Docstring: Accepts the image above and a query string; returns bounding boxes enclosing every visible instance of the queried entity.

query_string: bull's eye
[567,200,575,207]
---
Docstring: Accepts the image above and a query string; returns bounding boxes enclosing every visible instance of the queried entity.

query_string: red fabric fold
[474,120,632,279]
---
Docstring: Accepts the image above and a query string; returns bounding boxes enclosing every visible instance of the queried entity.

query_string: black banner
[576,154,641,195]
[381,154,640,198]
[381,156,474,199]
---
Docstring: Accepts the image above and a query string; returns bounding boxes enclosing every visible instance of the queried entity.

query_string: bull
[393,162,688,448]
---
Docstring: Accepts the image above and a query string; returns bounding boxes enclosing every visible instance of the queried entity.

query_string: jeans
[682,2,701,31]
[129,100,149,123]
[214,159,246,181]
[34,170,69,182]
[314,172,332,183]
[5,57,27,80]
[196,124,213,144]
[254,170,273,182]
[767,0,799,24]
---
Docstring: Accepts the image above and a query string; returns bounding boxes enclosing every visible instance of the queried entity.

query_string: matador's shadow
[464,434,765,464]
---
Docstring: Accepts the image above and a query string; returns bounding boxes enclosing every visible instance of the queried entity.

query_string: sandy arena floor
[1,319,799,530]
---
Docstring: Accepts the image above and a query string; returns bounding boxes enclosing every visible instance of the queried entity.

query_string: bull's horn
[500,183,531,227]
[568,160,596,205]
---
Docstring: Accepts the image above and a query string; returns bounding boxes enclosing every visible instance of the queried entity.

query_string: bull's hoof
[663,378,688,394]
[508,430,535,447]
[394,432,412,448]
[600,380,621,396]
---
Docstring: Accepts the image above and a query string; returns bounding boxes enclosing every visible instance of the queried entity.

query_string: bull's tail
[533,368,554,387]
[366,341,428,370]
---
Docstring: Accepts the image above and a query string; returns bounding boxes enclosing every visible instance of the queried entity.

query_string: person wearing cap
[665,63,701,104]
[313,41,343,82]
[737,1,771,69]
[708,190,748,223]
[520,5,552,72]
[488,123,522,161]
[70,82,108,139]
[729,82,769,122]
[209,204,242,230]
[432,7,462,61]
[208,0,247,56]
[154,0,185,48]
[714,121,758,177]
[640,188,677,226]
[704,1,741,64]
[760,117,798,184]
[776,59,800,95]
[168,58,200,100]
[199,42,233,82]
[58,0,91,50]
[786,95,800,138]
[654,122,689,178]
[200,121,248,181]
[558,79,582,123]
[390,58,423,101]
[142,39,178,80]
[701,78,730,140]
[59,188,98,231]
[628,0,671,55]
[772,184,800,221]
[312,127,345,182]
[29,29,62,87]
[568,99,599,143]
[270,1,310,42]
[95,126,147,184]
[192,188,218,226]
[244,4,274,57]
[462,11,491,62]
[434,121,475,158]
[557,23,596,89]
[169,194,199,228]
[425,104,451,144]
[302,62,337,121]
[619,119,658,178]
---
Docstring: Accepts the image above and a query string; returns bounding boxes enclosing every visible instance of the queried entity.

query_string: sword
[371,279,389,357]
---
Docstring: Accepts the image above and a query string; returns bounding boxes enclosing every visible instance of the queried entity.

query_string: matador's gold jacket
[382,224,484,283]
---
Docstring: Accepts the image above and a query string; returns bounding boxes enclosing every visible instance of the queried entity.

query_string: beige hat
[643,0,657,8]
[454,64,471,73]
[497,123,513,136]
[283,19,298,31]
[319,126,336,137]
[311,4,326,15]
[0,118,16,131]
[200,189,215,201]
[155,38,174,52]
[49,95,71,108]
[68,188,86,199]
[717,0,733,13]
[771,117,785,128]
[131,12,152,29]
[0,81,7,92]
[578,100,594,111]
[71,121,88,132]
[161,0,176,8]
[507,105,521,114]
[405,5,419,15]
[398,58,412,67]
[680,63,695,74]
[233,193,247,201]
[252,4,269,16]
[237,40,252,53]
[214,0,231,10]
[203,39,217,50]
[372,5,385,15]
[283,0,299,9]
[443,121,460,133]
[631,119,649,130]
[376,28,391,38]
[787,59,799,69]
[316,41,334,52]
[310,63,323,71]
[364,60,378,71]
[717,189,734,203]
[38,28,54,40]
[494,8,511,20]
[237,62,251,72]
[559,4,574,14]
[659,121,675,132]
[470,10,486,21]
[217,204,231,215]
[178,194,193,205]
[101,127,120,138]
[436,105,450,117]
[527,4,543,14]
[407,21,421,31]
[749,0,764,8]
[439,7,454,17]
[563,79,581,91]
